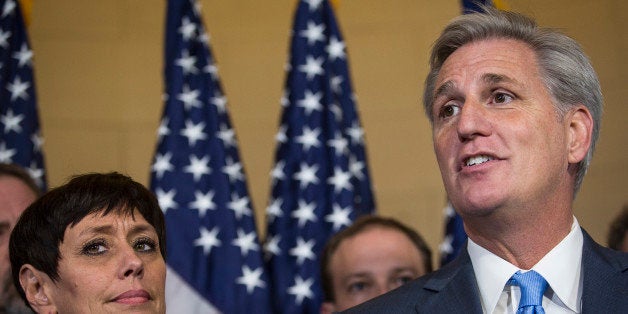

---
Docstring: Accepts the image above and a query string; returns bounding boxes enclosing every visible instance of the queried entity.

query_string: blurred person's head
[607,205,628,252]
[0,163,40,313]
[320,215,432,312]
[9,172,166,313]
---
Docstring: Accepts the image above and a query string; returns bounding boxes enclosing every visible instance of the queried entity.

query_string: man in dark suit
[345,7,628,314]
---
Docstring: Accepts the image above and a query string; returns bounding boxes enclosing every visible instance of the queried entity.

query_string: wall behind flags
[30,0,627,262]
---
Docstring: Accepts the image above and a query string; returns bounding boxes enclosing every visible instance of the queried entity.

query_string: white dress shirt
[468,217,584,314]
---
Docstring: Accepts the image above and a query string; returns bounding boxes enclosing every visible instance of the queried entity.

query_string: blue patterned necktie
[509,270,548,314]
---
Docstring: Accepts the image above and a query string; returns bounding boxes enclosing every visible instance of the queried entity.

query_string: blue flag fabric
[0,0,46,190]
[439,202,467,266]
[150,0,271,313]
[264,1,376,312]
[461,0,494,14]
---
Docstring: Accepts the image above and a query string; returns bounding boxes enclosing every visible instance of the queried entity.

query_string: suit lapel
[580,229,628,313]
[415,247,484,313]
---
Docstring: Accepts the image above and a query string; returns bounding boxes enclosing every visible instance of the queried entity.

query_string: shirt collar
[468,217,583,313]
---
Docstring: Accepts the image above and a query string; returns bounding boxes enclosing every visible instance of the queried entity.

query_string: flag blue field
[150,0,271,313]
[264,0,376,312]
[0,0,46,190]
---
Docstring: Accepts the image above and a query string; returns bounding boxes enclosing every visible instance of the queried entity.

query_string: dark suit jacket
[343,229,628,313]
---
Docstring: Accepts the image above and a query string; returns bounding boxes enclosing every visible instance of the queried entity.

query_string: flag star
[12,43,33,68]
[232,229,260,256]
[275,125,288,144]
[293,162,319,188]
[180,120,207,146]
[203,63,218,79]
[0,142,16,163]
[151,152,174,179]
[26,162,44,187]
[179,16,197,41]
[31,132,44,152]
[346,121,365,144]
[0,29,11,49]
[6,76,31,101]
[1,0,15,18]
[189,190,216,218]
[289,237,316,265]
[292,199,317,227]
[330,102,343,123]
[280,90,290,107]
[295,126,321,151]
[266,198,284,223]
[326,36,346,60]
[297,90,322,115]
[325,204,352,231]
[327,166,352,193]
[155,188,177,214]
[270,160,286,183]
[157,117,171,140]
[264,234,281,258]
[300,21,325,45]
[194,226,221,255]
[184,155,211,181]
[327,133,348,156]
[175,50,198,75]
[1,109,24,133]
[198,31,210,46]
[236,266,266,294]
[304,0,323,11]
[211,92,227,113]
[228,193,252,219]
[330,75,343,94]
[349,154,365,180]
[222,157,244,183]
[288,276,314,305]
[443,204,455,218]
[177,84,202,110]
[216,124,236,147]
[298,55,324,80]
[440,235,453,255]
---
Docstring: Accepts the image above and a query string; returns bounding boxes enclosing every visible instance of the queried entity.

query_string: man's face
[0,176,37,293]
[431,38,582,219]
[322,226,426,312]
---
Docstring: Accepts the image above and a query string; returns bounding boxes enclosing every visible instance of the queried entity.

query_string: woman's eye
[493,92,514,104]
[82,241,107,256]
[133,238,157,252]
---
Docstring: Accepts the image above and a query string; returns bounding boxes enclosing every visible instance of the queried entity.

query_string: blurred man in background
[320,215,432,312]
[0,163,40,313]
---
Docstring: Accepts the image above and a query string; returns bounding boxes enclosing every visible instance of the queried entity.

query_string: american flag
[264,0,375,312]
[0,0,46,190]
[439,202,467,266]
[150,0,271,313]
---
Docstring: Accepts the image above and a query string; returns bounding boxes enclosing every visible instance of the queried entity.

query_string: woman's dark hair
[9,172,165,302]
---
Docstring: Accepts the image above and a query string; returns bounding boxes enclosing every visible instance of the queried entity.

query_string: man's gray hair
[423,7,602,195]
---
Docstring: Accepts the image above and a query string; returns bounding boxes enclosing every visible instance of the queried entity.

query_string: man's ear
[19,264,57,313]
[566,105,593,164]
[320,301,337,314]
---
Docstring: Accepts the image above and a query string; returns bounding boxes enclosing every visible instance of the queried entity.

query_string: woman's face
[47,209,166,313]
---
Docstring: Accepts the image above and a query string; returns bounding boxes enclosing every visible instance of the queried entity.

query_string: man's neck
[464,208,574,269]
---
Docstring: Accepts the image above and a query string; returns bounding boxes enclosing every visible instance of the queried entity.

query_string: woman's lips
[112,289,151,305]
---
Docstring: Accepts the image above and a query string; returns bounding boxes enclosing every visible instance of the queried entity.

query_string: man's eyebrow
[481,73,519,86]
[433,80,456,100]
